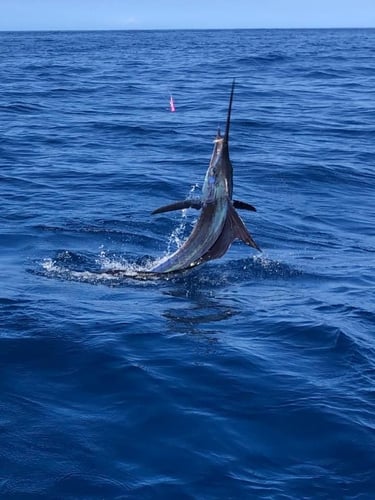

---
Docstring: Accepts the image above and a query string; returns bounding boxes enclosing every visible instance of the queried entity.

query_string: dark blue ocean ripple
[1,29,375,498]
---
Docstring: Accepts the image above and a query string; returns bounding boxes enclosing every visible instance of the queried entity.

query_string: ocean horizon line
[0,26,374,34]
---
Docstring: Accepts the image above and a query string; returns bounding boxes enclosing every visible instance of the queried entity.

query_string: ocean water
[0,28,374,498]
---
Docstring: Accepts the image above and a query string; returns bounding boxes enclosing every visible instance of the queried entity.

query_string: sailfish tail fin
[198,204,260,264]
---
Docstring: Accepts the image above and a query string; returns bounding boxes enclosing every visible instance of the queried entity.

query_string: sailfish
[148,79,260,274]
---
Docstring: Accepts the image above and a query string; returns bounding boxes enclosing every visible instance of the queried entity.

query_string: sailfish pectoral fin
[198,204,261,264]
[233,200,257,212]
[152,200,202,215]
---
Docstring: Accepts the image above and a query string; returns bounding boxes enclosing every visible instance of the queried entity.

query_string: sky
[1,0,375,31]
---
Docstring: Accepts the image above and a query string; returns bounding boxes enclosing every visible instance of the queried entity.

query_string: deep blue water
[1,28,374,498]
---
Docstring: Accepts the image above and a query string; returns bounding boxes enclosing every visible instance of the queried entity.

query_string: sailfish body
[149,80,260,274]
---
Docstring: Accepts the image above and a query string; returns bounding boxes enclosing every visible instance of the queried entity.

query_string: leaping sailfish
[149,79,260,274]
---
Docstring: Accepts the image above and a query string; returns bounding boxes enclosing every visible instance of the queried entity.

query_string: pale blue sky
[1,0,374,31]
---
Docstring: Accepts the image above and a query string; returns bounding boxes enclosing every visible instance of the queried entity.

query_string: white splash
[166,183,201,254]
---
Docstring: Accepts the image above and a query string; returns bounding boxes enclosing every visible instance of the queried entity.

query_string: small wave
[243,255,303,279]
[1,175,50,190]
[163,305,238,325]
[88,121,154,136]
[14,472,130,498]
[35,224,126,236]
[236,53,289,65]
[193,255,304,284]
[0,102,46,113]
[302,69,342,79]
